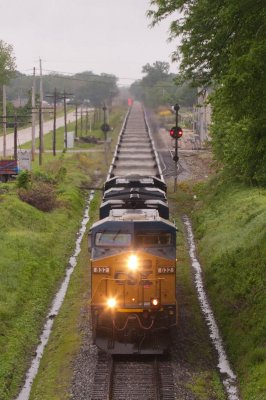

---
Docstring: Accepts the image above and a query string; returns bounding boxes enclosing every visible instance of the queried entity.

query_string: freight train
[89,102,177,354]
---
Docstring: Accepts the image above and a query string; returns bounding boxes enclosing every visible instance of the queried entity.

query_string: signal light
[169,126,183,139]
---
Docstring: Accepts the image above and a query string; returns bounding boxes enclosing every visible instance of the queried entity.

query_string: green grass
[193,178,266,400]
[168,188,226,399]
[28,191,102,400]
[0,105,126,400]
[0,158,90,400]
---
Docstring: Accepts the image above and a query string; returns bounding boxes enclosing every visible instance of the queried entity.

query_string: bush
[17,171,31,189]
[18,182,57,212]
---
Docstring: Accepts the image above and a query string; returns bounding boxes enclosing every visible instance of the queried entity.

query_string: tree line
[0,40,119,113]
[130,60,197,108]
[149,0,266,186]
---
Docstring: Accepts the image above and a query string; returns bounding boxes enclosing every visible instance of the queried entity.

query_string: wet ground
[153,125,214,183]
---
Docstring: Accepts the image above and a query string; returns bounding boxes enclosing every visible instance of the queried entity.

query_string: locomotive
[89,102,177,354]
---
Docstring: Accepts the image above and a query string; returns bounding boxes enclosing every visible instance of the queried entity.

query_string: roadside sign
[17,150,32,171]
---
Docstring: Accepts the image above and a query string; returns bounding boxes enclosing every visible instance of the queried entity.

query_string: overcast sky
[1,0,179,85]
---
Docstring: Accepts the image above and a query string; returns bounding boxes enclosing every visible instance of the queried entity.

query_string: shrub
[17,171,31,189]
[18,182,57,212]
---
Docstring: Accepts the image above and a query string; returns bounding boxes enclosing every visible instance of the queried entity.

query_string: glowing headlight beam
[151,298,160,307]
[128,255,138,272]
[106,298,117,308]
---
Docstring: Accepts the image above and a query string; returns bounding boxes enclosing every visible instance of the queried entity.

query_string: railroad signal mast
[169,103,183,192]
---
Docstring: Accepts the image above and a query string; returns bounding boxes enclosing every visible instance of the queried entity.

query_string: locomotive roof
[91,208,176,229]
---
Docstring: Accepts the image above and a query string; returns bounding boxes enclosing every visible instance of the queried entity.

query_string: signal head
[169,126,183,139]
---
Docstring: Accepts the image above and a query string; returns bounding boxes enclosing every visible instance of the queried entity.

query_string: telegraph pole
[39,58,44,153]
[53,88,57,156]
[46,90,72,152]
[75,104,78,137]
[46,89,59,155]
[0,114,31,159]
[85,108,89,135]
[102,103,107,141]
[63,91,67,148]
[31,67,36,160]
[80,105,83,135]
[2,85,7,157]
[14,114,18,160]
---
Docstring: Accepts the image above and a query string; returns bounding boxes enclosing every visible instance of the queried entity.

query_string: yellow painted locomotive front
[91,250,176,311]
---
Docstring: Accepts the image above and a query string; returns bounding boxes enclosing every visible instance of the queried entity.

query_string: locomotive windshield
[135,232,172,247]
[95,232,131,247]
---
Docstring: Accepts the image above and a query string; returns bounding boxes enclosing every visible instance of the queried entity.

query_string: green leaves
[0,40,16,85]
[148,0,266,185]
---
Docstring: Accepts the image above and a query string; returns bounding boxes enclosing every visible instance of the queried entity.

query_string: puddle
[183,215,240,400]
[16,191,95,400]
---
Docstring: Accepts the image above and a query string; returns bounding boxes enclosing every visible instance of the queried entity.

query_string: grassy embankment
[28,191,102,400]
[0,106,125,400]
[191,177,266,400]
[167,182,226,400]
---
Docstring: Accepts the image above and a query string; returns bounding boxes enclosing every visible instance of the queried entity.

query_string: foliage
[17,170,31,189]
[194,179,266,399]
[6,70,119,107]
[18,182,57,212]
[148,0,266,185]
[0,40,16,85]
[130,60,197,108]
[0,149,103,400]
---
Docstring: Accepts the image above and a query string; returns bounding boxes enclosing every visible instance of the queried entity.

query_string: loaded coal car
[89,102,177,354]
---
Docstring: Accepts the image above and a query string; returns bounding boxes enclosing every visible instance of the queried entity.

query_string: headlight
[127,254,138,272]
[150,297,160,309]
[106,298,117,308]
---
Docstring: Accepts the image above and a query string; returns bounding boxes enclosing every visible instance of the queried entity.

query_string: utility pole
[80,105,83,135]
[85,108,89,135]
[14,114,18,160]
[75,104,78,137]
[0,114,31,159]
[52,88,57,156]
[2,85,7,157]
[63,90,67,148]
[31,67,36,160]
[46,89,58,156]
[39,58,44,153]
[39,104,43,165]
[46,90,72,151]
[102,103,107,141]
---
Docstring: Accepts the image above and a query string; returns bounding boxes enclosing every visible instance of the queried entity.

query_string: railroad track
[90,102,176,398]
[107,101,162,179]
[91,352,175,400]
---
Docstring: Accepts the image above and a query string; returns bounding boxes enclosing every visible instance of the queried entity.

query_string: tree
[142,61,170,86]
[0,40,16,85]
[148,0,266,185]
[130,60,196,108]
